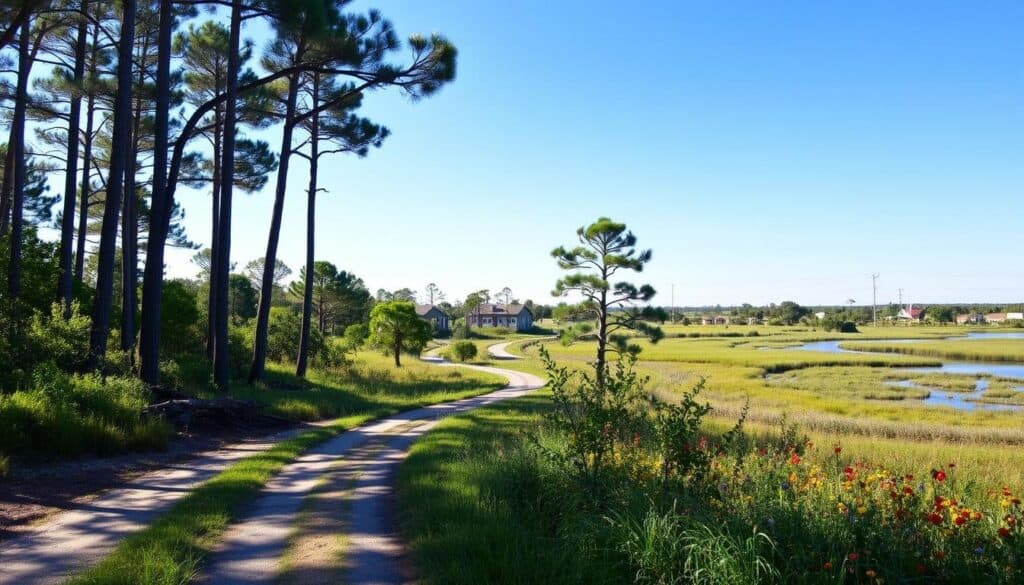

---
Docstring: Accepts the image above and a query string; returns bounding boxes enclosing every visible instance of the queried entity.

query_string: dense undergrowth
[400,348,1024,585]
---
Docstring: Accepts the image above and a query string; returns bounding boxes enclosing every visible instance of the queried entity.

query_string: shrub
[160,280,202,357]
[449,340,478,362]
[228,322,255,379]
[26,302,90,372]
[0,373,170,460]
[265,307,324,365]
[343,323,369,350]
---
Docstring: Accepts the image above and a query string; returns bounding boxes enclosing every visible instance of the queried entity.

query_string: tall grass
[841,339,1024,363]
[0,365,171,462]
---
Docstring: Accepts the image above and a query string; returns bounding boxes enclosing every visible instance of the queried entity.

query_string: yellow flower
[857,506,868,515]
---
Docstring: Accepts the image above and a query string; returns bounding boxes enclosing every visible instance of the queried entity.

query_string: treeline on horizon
[0,0,458,395]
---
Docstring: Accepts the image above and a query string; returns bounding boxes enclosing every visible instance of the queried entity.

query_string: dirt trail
[200,363,544,585]
[0,425,308,585]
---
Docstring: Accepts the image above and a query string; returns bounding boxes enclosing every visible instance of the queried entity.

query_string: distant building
[746,317,762,325]
[896,305,925,323]
[701,315,729,325]
[814,311,827,320]
[415,304,451,334]
[985,313,1008,324]
[1008,312,1024,321]
[956,313,985,325]
[468,304,534,331]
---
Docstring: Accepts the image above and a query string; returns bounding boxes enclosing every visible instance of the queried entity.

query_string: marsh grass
[841,339,1024,363]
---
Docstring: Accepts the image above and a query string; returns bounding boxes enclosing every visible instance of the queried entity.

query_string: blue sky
[163,0,1023,307]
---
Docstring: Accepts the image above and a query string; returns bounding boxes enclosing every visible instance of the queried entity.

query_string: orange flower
[834,445,842,454]
[999,527,1011,538]
[866,569,877,578]
[789,453,801,466]
[823,561,833,570]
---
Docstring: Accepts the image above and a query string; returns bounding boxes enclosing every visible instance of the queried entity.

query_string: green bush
[160,280,202,357]
[228,322,255,379]
[26,302,90,372]
[0,372,171,460]
[449,340,478,362]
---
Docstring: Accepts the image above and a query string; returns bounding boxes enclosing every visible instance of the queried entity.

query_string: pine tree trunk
[121,59,145,353]
[296,74,320,378]
[74,90,95,281]
[88,0,136,370]
[0,123,15,235]
[8,20,32,335]
[138,0,173,384]
[58,0,89,316]
[206,105,222,359]
[212,0,241,391]
[248,75,299,383]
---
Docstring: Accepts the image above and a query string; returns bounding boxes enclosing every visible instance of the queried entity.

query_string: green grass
[0,368,172,462]
[841,338,1024,363]
[399,383,1024,585]
[68,354,505,585]
[397,390,631,585]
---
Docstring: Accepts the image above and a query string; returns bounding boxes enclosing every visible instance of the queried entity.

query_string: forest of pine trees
[0,0,456,459]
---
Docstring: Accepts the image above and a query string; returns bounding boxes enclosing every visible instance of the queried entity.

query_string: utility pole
[671,283,675,323]
[898,288,903,308]
[872,273,879,327]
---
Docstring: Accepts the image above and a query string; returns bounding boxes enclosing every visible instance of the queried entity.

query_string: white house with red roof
[896,305,925,322]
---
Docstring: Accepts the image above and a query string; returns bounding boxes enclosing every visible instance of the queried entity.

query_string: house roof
[475,304,531,317]
[899,306,924,318]
[415,304,449,317]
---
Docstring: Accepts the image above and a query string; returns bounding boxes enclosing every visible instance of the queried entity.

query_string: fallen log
[143,398,284,430]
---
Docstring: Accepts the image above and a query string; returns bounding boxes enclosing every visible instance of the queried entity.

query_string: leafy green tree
[160,279,201,357]
[551,217,663,386]
[368,300,432,367]
[927,306,956,324]
[228,274,257,322]
[774,301,809,325]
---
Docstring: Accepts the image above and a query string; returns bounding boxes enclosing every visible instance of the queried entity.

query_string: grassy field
[68,352,505,585]
[513,326,1024,443]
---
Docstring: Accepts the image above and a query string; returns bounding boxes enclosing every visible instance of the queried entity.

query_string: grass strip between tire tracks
[68,409,384,584]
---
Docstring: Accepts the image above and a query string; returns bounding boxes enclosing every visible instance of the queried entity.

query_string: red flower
[928,512,944,525]
[847,552,859,561]
[789,453,801,466]
[948,462,956,468]
[999,527,1011,538]
[903,486,914,495]
[954,516,966,526]
[834,445,842,454]
[932,469,947,482]
[934,551,945,560]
